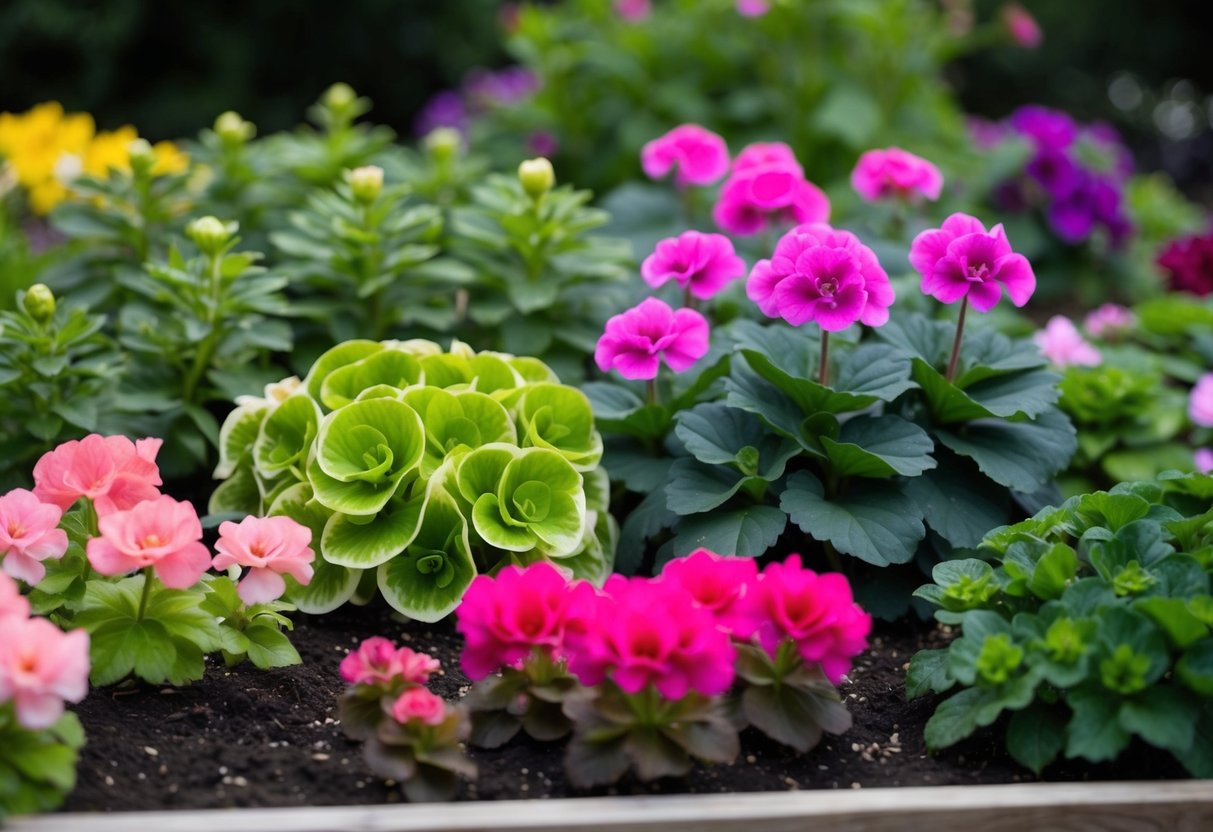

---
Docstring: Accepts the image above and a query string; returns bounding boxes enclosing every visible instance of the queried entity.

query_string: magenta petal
[921,261,971,305]
[611,351,661,380]
[967,278,1003,312]
[994,253,1036,307]
[908,228,954,276]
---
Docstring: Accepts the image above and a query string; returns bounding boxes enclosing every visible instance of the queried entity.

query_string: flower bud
[348,165,384,205]
[424,128,462,163]
[323,83,357,113]
[187,216,237,255]
[214,111,256,145]
[127,138,156,176]
[21,284,56,325]
[518,157,555,201]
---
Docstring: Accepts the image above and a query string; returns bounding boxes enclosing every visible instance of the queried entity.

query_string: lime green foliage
[909,473,1213,776]
[212,338,615,621]
[0,706,84,820]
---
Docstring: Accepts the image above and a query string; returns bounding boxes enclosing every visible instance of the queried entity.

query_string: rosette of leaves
[734,642,853,754]
[210,338,615,620]
[0,704,84,819]
[907,472,1213,777]
[200,575,302,670]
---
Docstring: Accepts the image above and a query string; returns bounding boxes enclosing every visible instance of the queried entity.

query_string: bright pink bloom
[1034,316,1101,367]
[732,142,801,174]
[594,297,710,380]
[714,160,830,237]
[640,124,730,187]
[212,515,315,605]
[565,576,736,700]
[1083,303,1135,338]
[0,572,30,623]
[1195,448,1213,474]
[0,616,89,730]
[660,549,761,635]
[340,637,440,687]
[390,687,447,726]
[736,0,771,15]
[614,0,651,22]
[0,489,68,586]
[33,434,163,517]
[735,555,871,683]
[456,562,592,680]
[641,231,746,300]
[747,223,894,331]
[908,213,1036,312]
[1002,3,1042,48]
[85,495,211,589]
[851,147,944,202]
[1191,374,1213,428]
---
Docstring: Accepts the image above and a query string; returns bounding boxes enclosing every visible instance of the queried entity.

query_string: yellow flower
[83,125,139,177]
[151,141,189,176]
[0,102,95,212]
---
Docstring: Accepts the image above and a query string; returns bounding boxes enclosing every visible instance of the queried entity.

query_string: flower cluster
[850,147,943,203]
[714,142,831,237]
[594,297,710,381]
[909,213,1036,313]
[1158,229,1213,296]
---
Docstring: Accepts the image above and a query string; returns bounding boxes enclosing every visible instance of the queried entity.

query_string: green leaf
[674,403,799,479]
[322,486,427,568]
[935,410,1077,494]
[243,622,302,669]
[665,459,750,515]
[1118,686,1198,754]
[820,414,936,478]
[669,506,787,559]
[1064,688,1131,762]
[517,383,603,471]
[1006,704,1065,775]
[904,451,1007,548]
[1178,640,1213,697]
[254,394,321,478]
[923,687,989,750]
[741,341,914,415]
[377,487,476,622]
[906,648,955,699]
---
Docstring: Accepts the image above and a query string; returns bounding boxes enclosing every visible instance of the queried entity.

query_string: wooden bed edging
[9,780,1212,832]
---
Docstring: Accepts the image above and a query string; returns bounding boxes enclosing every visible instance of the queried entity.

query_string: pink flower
[908,213,1036,312]
[641,231,746,300]
[1191,374,1213,428]
[1195,448,1213,474]
[850,147,943,202]
[0,616,89,730]
[714,143,830,236]
[340,637,440,687]
[85,495,211,589]
[565,576,736,700]
[747,223,894,331]
[0,489,68,586]
[594,297,710,380]
[33,434,163,517]
[659,549,761,635]
[736,0,771,15]
[1033,316,1101,367]
[1083,303,1135,339]
[1002,3,1042,48]
[390,687,447,726]
[736,555,871,683]
[212,516,315,605]
[0,572,30,623]
[614,0,651,21]
[732,142,801,173]
[640,124,730,187]
[456,562,591,680]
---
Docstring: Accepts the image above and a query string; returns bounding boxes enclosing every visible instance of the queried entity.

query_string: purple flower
[1026,148,1081,199]
[413,91,468,138]
[909,213,1036,312]
[1158,230,1213,297]
[463,66,539,109]
[1010,105,1077,151]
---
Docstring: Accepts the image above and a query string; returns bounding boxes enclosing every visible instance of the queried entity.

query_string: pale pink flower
[614,0,651,21]
[0,572,30,623]
[0,489,68,585]
[1195,448,1213,474]
[212,516,315,605]
[1191,374,1213,428]
[33,434,163,516]
[641,231,746,300]
[736,0,771,15]
[390,687,447,726]
[1002,3,1042,48]
[908,213,1036,312]
[594,297,710,380]
[714,142,830,236]
[85,495,211,589]
[851,147,944,202]
[0,616,89,730]
[640,124,730,187]
[340,637,440,688]
[1083,303,1135,339]
[1034,316,1101,367]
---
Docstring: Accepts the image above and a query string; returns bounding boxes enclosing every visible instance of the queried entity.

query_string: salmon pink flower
[748,223,894,331]
[660,549,761,635]
[1034,316,1101,367]
[1002,3,1042,48]
[641,231,746,300]
[212,515,315,605]
[851,147,943,202]
[1191,374,1213,428]
[908,213,1036,312]
[1083,303,1135,338]
[1196,448,1213,474]
[85,495,211,589]
[33,434,163,516]
[340,637,440,687]
[736,0,771,15]
[390,687,446,726]
[0,489,68,585]
[714,142,830,236]
[0,572,30,622]
[594,297,710,380]
[0,616,89,730]
[640,124,730,187]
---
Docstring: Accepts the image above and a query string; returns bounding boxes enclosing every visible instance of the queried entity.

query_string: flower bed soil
[64,602,1186,813]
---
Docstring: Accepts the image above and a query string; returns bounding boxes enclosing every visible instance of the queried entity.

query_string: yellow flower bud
[424,128,462,163]
[323,83,357,112]
[187,216,238,255]
[348,165,385,205]
[22,284,56,325]
[518,157,555,201]
[127,138,156,176]
[214,111,256,145]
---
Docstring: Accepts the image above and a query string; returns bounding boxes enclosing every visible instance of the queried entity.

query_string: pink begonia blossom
[1195,448,1213,474]
[1034,316,1102,367]
[212,516,315,605]
[594,297,710,380]
[1191,374,1213,428]
[640,124,730,187]
[747,223,895,331]
[0,489,68,585]
[614,0,651,22]
[714,141,830,237]
[735,555,871,683]
[0,572,30,622]
[659,549,761,635]
[851,147,944,202]
[1083,303,1135,338]
[0,616,89,730]
[641,231,746,300]
[85,495,211,589]
[908,213,1036,312]
[736,0,771,16]
[456,562,593,680]
[1002,3,1043,48]
[732,142,802,174]
[565,575,736,700]
[390,687,447,726]
[340,637,440,688]
[33,434,163,517]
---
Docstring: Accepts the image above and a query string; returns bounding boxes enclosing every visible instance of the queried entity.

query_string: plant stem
[818,329,830,386]
[136,566,155,622]
[944,295,969,383]
[683,285,696,311]
[645,377,658,407]
[182,252,224,404]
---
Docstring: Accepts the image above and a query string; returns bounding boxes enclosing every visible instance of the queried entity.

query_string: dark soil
[64,602,1188,812]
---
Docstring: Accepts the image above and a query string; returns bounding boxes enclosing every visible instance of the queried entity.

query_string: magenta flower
[340,637,440,688]
[1002,3,1042,48]
[1158,231,1213,297]
[908,213,1036,312]
[641,231,746,300]
[1083,303,1135,339]
[714,142,830,236]
[390,687,447,726]
[732,142,801,173]
[1191,374,1213,428]
[747,223,894,331]
[0,616,89,730]
[32,434,163,517]
[565,575,736,699]
[614,0,651,22]
[659,549,761,635]
[0,489,68,586]
[0,572,30,623]
[736,0,771,15]
[85,495,212,590]
[640,124,730,187]
[1033,316,1101,368]
[594,297,710,380]
[850,147,943,202]
[212,515,316,605]
[1010,105,1077,152]
[1195,448,1213,474]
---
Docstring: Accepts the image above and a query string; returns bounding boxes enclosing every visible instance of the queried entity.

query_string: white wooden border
[9,780,1212,832]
